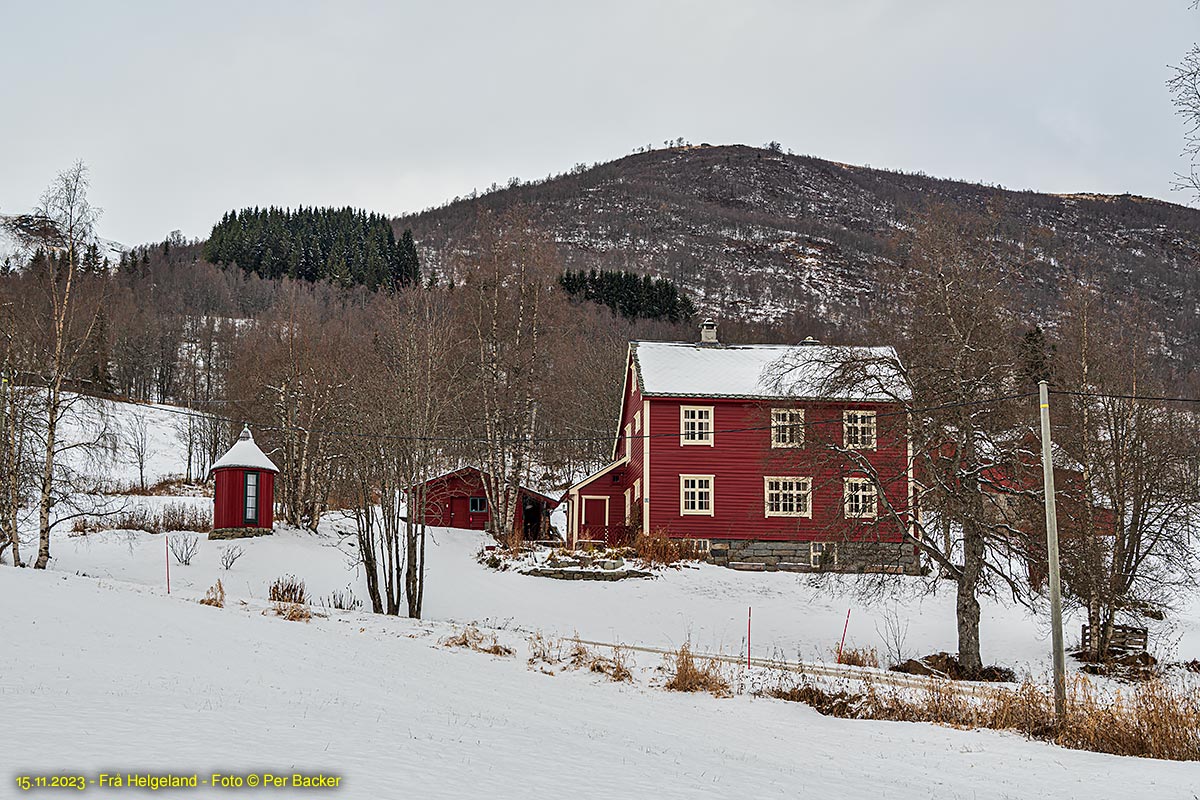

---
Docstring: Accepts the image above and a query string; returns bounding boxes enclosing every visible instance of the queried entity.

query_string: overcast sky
[1,1,1196,246]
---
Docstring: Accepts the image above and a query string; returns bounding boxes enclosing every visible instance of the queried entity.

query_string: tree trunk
[955,574,983,675]
[34,389,58,570]
[955,520,986,674]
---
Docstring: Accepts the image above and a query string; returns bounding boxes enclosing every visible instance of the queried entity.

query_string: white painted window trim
[634,410,642,433]
[763,476,813,518]
[770,408,805,448]
[642,400,651,536]
[580,494,611,527]
[633,477,641,500]
[843,477,878,519]
[810,541,838,568]
[680,405,715,446]
[679,474,715,516]
[843,410,877,450]
[624,488,632,524]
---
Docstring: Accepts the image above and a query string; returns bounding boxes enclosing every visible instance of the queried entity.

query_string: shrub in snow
[323,586,361,611]
[159,502,210,533]
[169,533,199,566]
[219,545,244,571]
[268,575,307,605]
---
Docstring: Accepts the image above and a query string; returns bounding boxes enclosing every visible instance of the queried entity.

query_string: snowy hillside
[6,567,1199,799]
[6,396,1200,796]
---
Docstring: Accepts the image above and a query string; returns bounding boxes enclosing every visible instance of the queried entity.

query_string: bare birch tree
[456,209,560,548]
[1052,289,1200,660]
[3,163,109,569]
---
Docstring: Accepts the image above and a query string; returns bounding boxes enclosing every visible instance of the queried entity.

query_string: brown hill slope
[396,144,1200,356]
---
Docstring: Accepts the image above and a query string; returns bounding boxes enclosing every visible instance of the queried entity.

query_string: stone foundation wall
[706,538,921,575]
[209,527,273,541]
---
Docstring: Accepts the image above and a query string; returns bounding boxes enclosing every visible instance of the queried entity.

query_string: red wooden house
[415,466,561,539]
[209,427,278,539]
[566,321,920,573]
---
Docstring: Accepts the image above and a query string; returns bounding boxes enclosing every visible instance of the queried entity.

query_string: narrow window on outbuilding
[244,471,259,524]
[470,496,488,513]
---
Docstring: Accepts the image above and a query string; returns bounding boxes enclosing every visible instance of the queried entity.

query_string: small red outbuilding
[415,466,561,540]
[209,427,279,539]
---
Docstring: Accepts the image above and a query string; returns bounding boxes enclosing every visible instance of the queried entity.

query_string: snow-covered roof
[631,340,910,402]
[209,427,279,475]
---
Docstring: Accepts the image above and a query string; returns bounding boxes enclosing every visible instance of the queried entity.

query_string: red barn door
[449,496,470,529]
[582,497,609,541]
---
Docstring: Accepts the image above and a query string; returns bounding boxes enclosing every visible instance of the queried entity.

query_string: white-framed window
[624,488,632,524]
[244,471,259,524]
[844,410,877,450]
[843,477,877,519]
[680,406,714,445]
[764,476,812,517]
[810,542,838,568]
[624,423,632,456]
[680,474,714,515]
[633,477,641,500]
[469,496,488,513]
[771,408,805,448]
[634,410,642,433]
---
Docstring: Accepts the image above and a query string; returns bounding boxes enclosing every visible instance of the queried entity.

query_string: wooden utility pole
[1038,380,1067,718]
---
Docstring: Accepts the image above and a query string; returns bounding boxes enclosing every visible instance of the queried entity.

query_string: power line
[1049,388,1200,405]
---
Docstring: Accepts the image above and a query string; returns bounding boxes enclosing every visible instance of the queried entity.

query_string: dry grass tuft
[589,646,633,682]
[562,639,634,682]
[272,601,311,622]
[836,645,879,669]
[268,574,308,605]
[527,632,561,669]
[199,579,225,608]
[665,643,730,696]
[442,625,514,657]
[765,671,1200,760]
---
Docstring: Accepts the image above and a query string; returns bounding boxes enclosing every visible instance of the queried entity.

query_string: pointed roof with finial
[208,427,279,477]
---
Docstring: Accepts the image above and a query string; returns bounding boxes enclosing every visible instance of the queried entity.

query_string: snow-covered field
[5,397,1200,797]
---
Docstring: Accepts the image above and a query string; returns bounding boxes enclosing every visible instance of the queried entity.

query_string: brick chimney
[700,318,718,344]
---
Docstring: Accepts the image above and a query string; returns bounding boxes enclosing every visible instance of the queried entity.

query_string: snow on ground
[5,568,1199,800]
[55,394,206,487]
[44,519,1200,686]
[8,396,1200,796]
[33,398,1200,680]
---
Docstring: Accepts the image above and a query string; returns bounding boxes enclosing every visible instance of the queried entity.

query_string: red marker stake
[165,535,171,595]
[837,608,851,664]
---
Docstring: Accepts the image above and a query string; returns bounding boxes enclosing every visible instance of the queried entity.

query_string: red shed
[208,427,279,539]
[415,466,561,540]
